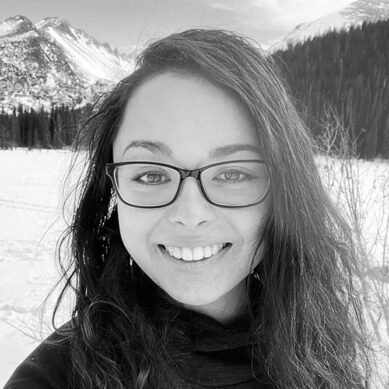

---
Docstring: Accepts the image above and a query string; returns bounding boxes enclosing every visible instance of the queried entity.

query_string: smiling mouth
[158,243,232,262]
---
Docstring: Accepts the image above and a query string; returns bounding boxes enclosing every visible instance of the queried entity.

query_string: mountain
[0,15,133,112]
[270,0,389,52]
[36,17,132,83]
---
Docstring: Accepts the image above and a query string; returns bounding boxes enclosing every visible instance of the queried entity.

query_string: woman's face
[113,72,270,323]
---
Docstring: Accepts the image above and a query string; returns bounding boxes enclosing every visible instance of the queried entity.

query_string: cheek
[232,202,268,240]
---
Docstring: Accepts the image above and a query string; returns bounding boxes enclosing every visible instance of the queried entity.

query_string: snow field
[0,149,388,387]
[0,149,78,386]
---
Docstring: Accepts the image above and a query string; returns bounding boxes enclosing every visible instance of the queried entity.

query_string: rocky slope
[0,15,133,112]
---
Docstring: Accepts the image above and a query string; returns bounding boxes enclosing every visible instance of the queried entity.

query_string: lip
[157,243,232,264]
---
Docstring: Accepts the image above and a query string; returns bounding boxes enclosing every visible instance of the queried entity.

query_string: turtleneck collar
[154,288,272,387]
[181,306,251,352]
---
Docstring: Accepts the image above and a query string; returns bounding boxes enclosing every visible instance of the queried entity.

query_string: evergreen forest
[0,105,90,149]
[272,18,389,159]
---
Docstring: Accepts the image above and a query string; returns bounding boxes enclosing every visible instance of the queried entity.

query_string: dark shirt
[4,308,274,389]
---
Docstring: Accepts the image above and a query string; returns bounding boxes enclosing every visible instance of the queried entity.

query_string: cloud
[209,0,355,28]
[210,0,261,13]
[265,0,355,25]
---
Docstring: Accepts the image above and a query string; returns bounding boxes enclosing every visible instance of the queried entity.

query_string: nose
[167,177,216,227]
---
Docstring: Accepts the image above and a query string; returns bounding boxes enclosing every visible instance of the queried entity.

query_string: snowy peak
[270,0,389,52]
[36,16,132,83]
[0,15,37,38]
[36,17,75,38]
[37,17,95,45]
[342,0,389,23]
[36,16,71,30]
[340,0,389,22]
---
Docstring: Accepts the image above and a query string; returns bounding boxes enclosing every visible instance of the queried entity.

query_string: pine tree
[273,19,389,159]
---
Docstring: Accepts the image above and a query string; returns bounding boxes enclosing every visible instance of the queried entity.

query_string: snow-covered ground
[0,149,78,386]
[0,149,388,387]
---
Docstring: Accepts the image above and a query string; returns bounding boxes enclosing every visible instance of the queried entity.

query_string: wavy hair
[54,29,372,388]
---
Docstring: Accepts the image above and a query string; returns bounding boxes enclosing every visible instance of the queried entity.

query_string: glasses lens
[115,164,180,206]
[201,161,269,206]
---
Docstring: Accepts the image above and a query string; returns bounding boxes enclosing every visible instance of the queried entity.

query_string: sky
[0,0,355,51]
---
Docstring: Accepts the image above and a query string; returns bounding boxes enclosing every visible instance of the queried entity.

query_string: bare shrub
[315,109,389,388]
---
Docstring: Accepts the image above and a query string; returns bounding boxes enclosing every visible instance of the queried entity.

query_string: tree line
[272,19,389,159]
[0,105,90,149]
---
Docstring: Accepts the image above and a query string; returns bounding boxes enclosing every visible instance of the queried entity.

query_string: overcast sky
[0,0,355,51]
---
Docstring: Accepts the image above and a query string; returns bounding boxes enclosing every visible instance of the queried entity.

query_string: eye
[133,171,171,185]
[214,169,254,183]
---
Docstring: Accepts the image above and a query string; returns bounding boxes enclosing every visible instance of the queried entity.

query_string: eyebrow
[122,139,261,159]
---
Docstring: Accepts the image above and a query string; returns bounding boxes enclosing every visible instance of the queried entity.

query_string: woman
[5,29,371,388]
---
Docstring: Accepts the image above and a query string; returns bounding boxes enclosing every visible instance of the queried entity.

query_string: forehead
[113,72,260,165]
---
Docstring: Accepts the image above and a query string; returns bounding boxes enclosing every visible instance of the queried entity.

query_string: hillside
[0,15,133,112]
[273,19,389,159]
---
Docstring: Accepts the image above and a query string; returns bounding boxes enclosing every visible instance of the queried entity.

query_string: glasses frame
[105,159,271,209]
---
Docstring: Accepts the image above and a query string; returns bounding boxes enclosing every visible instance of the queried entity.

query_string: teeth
[204,246,212,258]
[182,248,192,261]
[164,243,228,261]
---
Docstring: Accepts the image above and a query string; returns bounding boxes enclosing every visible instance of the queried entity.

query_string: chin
[163,284,227,307]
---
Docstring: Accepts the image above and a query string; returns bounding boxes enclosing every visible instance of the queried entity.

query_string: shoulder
[3,321,73,389]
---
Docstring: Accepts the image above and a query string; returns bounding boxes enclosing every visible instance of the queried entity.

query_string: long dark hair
[54,29,372,388]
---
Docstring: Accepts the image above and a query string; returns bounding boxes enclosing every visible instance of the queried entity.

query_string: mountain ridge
[270,0,389,52]
[0,15,37,38]
[0,15,133,112]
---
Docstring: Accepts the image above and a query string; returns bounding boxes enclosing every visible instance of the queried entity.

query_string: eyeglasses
[105,159,270,209]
